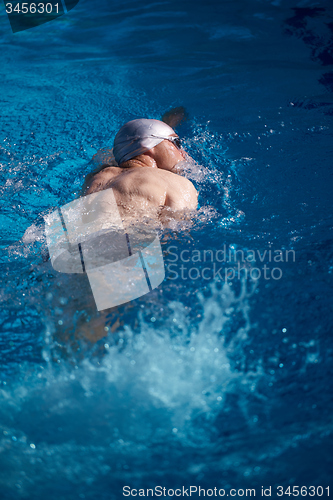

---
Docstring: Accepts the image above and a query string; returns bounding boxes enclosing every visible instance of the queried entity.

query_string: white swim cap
[113,119,176,165]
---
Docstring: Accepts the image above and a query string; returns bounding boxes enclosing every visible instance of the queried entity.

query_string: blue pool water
[0,0,333,498]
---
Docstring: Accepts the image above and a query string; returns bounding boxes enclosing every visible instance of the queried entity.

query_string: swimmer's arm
[91,147,116,167]
[162,106,188,129]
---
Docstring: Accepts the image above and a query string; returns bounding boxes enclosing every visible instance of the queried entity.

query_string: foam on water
[0,280,261,498]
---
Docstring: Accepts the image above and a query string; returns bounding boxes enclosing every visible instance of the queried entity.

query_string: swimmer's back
[85,166,197,215]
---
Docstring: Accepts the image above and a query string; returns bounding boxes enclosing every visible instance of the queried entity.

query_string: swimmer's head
[113,119,179,165]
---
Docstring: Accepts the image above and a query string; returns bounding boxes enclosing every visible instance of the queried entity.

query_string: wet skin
[83,138,198,222]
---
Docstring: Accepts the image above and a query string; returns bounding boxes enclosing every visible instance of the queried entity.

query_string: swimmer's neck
[120,154,180,174]
[120,154,157,170]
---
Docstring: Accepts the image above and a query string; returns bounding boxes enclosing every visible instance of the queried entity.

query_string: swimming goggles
[151,135,182,149]
[117,134,182,154]
[167,136,182,149]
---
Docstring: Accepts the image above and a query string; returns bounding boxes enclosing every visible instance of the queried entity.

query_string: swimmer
[82,111,198,224]
[68,110,199,343]
[22,111,197,247]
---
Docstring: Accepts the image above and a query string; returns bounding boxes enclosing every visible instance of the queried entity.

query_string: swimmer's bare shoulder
[105,167,168,208]
[84,165,197,212]
[121,167,197,209]
[156,168,198,210]
[84,165,124,195]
